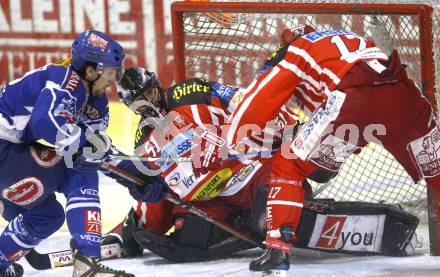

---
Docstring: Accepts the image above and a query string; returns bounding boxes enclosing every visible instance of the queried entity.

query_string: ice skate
[72,241,135,277]
[249,248,289,277]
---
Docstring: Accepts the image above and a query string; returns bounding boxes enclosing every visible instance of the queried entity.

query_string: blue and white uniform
[0,60,108,270]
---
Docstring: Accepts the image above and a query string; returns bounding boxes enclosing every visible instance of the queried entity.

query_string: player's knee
[307,169,337,183]
[48,200,66,234]
[24,199,65,239]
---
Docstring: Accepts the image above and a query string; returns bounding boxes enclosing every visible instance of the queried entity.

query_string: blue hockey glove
[73,130,111,172]
[122,175,168,203]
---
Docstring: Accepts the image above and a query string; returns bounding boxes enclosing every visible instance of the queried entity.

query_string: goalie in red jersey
[221,24,440,275]
[102,66,301,262]
[103,66,420,268]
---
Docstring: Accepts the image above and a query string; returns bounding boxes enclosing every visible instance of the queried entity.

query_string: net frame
[171,1,439,254]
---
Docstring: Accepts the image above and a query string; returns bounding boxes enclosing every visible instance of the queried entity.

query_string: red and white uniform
[135,78,299,233]
[228,29,440,242]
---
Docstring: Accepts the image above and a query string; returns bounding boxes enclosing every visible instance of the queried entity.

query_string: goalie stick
[109,150,274,163]
[102,163,266,249]
[25,162,265,270]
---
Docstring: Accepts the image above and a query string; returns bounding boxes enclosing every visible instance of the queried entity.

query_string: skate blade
[251,270,288,277]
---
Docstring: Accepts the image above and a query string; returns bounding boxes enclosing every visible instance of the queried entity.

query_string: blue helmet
[71,30,125,71]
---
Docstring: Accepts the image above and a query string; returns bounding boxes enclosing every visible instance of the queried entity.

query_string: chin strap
[87,74,102,97]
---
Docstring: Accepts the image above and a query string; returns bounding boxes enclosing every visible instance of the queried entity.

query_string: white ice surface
[10,224,440,277]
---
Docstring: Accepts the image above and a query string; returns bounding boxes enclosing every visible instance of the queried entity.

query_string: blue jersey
[0,59,109,148]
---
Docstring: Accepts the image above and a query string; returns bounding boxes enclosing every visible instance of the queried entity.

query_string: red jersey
[137,78,299,201]
[228,29,388,145]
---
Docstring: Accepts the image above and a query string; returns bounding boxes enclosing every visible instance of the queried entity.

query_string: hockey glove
[124,175,168,203]
[73,130,112,172]
[192,129,224,178]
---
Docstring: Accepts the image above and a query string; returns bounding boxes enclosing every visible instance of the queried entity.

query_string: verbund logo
[0,0,145,92]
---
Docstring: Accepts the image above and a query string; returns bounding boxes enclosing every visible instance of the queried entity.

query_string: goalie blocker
[128,185,419,262]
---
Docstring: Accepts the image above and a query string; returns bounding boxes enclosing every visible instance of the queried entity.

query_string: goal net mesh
[175,0,440,218]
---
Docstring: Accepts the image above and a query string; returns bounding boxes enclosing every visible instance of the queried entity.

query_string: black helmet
[117,67,167,117]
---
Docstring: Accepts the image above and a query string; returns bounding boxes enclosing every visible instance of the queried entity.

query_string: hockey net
[172,0,440,250]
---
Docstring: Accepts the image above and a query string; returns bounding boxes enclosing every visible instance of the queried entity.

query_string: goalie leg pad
[294,200,419,256]
[133,213,255,263]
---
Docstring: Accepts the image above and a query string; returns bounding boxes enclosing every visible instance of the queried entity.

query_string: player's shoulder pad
[259,45,289,75]
[167,78,212,110]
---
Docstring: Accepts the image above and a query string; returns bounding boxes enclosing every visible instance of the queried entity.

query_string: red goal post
[170,1,440,254]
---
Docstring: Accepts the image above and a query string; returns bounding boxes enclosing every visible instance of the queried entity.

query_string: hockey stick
[25,243,121,270]
[109,150,274,163]
[102,163,266,250]
[25,163,265,270]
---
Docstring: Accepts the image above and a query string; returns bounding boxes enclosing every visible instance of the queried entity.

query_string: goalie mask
[117,67,167,117]
[280,24,317,46]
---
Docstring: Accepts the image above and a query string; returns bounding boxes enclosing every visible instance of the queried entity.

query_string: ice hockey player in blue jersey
[0,30,134,277]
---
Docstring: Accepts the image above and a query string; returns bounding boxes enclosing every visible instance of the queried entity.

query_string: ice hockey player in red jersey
[223,25,440,275]
[105,67,421,267]
[103,66,300,262]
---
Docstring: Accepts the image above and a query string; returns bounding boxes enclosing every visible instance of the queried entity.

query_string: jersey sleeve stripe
[287,45,341,85]
[267,200,304,207]
[278,60,320,90]
[190,105,206,130]
[227,66,280,146]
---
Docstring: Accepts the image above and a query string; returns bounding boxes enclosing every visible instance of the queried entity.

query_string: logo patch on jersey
[308,214,384,252]
[230,90,245,106]
[190,168,233,201]
[54,97,77,124]
[29,146,62,168]
[172,81,210,101]
[211,82,236,105]
[7,250,30,262]
[224,164,255,191]
[309,135,360,172]
[85,210,102,235]
[408,126,440,178]
[201,130,225,147]
[2,177,44,206]
[303,29,358,42]
[166,172,180,188]
[64,70,81,92]
[156,129,196,171]
[173,114,186,128]
[87,33,109,49]
[291,90,346,160]
[84,104,102,120]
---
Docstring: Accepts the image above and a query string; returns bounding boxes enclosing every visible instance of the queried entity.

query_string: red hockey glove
[192,129,225,178]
